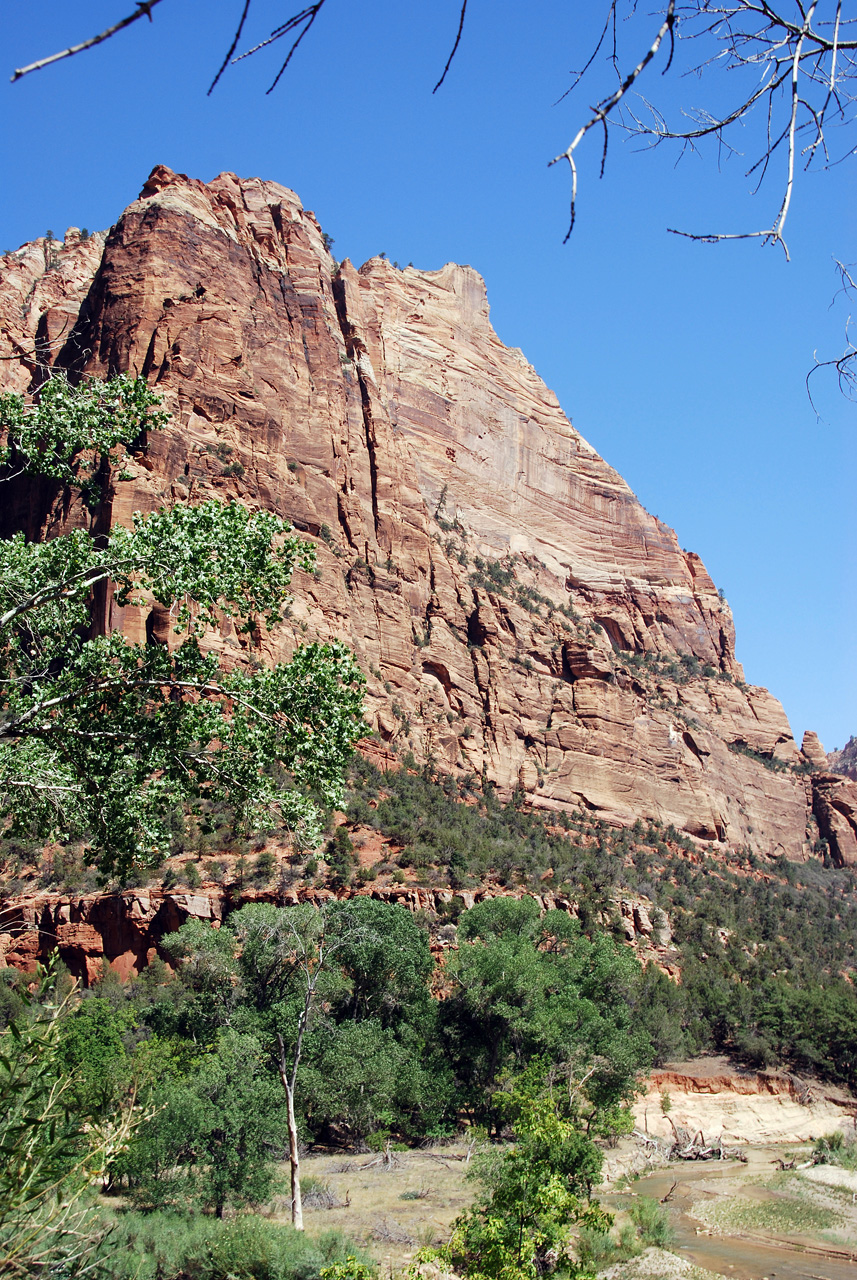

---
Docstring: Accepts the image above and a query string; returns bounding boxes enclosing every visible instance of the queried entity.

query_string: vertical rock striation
[0,166,821,859]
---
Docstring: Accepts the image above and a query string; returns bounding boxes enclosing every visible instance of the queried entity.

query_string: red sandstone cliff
[0,879,672,986]
[0,165,848,867]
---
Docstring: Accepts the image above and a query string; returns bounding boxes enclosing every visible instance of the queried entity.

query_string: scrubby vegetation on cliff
[344,757,857,1090]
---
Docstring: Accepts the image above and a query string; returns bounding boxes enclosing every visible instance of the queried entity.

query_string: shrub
[629,1197,675,1249]
[183,860,202,890]
[105,1213,370,1280]
[254,849,276,883]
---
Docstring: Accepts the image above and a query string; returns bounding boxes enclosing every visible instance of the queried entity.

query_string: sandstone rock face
[801,730,829,770]
[0,881,669,984]
[634,1057,857,1144]
[0,166,813,859]
[0,889,225,983]
[828,736,857,782]
[812,772,857,867]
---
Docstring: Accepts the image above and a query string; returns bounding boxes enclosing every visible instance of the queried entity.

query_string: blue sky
[3,1,855,750]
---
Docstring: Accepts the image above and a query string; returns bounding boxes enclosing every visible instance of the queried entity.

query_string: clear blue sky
[3,1,855,750]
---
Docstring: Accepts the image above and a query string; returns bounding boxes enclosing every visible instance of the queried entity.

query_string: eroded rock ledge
[0,882,672,985]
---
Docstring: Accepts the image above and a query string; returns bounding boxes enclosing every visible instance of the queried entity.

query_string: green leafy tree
[0,379,366,879]
[427,1074,609,1280]
[443,899,650,1129]
[226,901,347,1230]
[55,995,134,1119]
[328,897,434,1029]
[124,1029,286,1218]
[0,963,137,1278]
[300,1017,449,1142]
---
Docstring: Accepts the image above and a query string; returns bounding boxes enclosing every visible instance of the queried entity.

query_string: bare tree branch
[434,0,469,93]
[226,3,330,95]
[807,260,857,412]
[11,1,164,83]
[548,1,677,241]
[208,0,253,95]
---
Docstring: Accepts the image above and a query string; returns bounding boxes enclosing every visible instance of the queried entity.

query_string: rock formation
[801,734,857,866]
[0,881,673,985]
[828,736,857,782]
[812,771,857,867]
[0,165,827,870]
[801,730,829,771]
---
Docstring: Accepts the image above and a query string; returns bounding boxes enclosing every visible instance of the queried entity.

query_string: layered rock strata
[0,881,673,985]
[803,733,857,866]
[0,166,825,860]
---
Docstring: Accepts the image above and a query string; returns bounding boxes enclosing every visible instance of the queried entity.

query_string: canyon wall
[0,165,846,866]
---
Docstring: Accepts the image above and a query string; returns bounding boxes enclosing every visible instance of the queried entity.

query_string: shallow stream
[605,1151,857,1280]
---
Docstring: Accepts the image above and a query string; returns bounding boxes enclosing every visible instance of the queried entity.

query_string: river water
[605,1155,857,1280]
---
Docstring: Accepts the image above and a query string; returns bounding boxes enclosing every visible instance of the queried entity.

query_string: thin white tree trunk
[278,1030,305,1231]
[285,1080,303,1231]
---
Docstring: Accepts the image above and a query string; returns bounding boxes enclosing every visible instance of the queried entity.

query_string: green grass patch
[696,1194,839,1237]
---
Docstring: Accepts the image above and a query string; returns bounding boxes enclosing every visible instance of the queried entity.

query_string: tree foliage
[0,378,366,878]
[0,373,167,503]
[0,963,137,1278]
[122,1029,287,1217]
[443,897,650,1130]
[427,1071,611,1280]
[350,761,857,1092]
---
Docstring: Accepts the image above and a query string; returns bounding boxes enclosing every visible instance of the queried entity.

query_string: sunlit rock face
[0,165,817,858]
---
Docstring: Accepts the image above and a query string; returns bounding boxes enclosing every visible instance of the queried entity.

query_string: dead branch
[807,260,857,413]
[434,0,469,93]
[11,1,164,82]
[230,3,330,95]
[549,2,677,241]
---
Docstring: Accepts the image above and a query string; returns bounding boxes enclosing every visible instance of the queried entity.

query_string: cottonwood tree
[442,897,650,1133]
[228,901,351,1231]
[0,376,366,879]
[0,373,166,503]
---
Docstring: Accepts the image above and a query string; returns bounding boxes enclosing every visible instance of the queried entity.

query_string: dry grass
[271,1143,477,1270]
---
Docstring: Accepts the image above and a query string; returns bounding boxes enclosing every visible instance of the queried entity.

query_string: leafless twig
[548,2,677,242]
[228,3,330,94]
[433,0,469,93]
[807,260,857,413]
[11,1,164,82]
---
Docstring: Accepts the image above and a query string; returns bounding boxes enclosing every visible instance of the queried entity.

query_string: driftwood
[666,1118,746,1162]
[423,1152,455,1169]
[371,1217,416,1245]
[354,1140,404,1171]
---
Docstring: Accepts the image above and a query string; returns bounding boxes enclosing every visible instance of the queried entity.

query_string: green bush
[629,1197,675,1249]
[254,849,276,883]
[184,860,203,889]
[104,1212,370,1280]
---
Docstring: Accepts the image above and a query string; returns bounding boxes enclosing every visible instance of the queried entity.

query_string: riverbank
[633,1054,857,1145]
[603,1145,857,1280]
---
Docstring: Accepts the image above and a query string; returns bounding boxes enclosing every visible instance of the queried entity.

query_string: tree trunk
[285,1080,303,1231]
